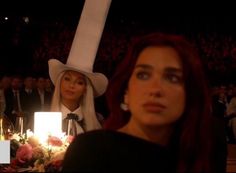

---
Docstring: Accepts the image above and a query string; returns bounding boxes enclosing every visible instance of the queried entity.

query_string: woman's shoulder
[74,129,141,141]
[67,130,122,156]
[64,130,174,172]
[73,129,168,149]
[72,129,141,147]
[73,129,121,142]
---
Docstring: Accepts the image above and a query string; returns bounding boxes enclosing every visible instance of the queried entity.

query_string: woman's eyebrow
[164,67,183,74]
[135,64,153,70]
[135,64,182,74]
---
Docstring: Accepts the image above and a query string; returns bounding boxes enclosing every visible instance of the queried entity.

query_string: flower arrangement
[0,130,73,172]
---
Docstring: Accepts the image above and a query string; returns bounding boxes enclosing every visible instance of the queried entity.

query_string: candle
[34,112,62,143]
[0,117,4,140]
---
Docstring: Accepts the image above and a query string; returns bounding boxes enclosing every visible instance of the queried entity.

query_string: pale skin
[119,46,186,146]
[60,70,86,112]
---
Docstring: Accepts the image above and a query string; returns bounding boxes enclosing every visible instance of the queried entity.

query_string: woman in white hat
[48,0,110,135]
[48,59,108,134]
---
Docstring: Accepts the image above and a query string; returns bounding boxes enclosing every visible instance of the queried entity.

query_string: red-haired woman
[63,32,227,172]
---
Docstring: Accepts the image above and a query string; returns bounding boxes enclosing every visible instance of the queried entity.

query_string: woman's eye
[165,74,182,83]
[136,71,150,80]
[76,80,85,85]
[64,76,70,81]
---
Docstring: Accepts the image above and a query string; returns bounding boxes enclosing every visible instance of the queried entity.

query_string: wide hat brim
[48,59,108,97]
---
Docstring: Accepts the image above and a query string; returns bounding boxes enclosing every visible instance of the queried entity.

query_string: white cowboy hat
[48,0,111,97]
[48,59,108,97]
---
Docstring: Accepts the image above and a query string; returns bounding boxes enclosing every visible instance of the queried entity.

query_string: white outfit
[60,104,84,134]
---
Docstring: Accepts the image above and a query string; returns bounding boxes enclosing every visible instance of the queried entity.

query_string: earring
[120,102,129,111]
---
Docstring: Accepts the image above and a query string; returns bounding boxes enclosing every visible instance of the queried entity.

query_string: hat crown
[66,0,111,73]
[66,58,93,73]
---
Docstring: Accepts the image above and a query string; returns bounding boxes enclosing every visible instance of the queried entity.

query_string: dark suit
[4,88,21,125]
[34,89,52,111]
[20,88,40,130]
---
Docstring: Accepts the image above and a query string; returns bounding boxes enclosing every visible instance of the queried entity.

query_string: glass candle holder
[0,115,14,140]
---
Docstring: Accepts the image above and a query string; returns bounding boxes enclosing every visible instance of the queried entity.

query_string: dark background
[0,0,235,77]
[0,0,235,118]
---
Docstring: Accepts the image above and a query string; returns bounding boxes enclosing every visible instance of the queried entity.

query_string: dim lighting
[23,16,29,24]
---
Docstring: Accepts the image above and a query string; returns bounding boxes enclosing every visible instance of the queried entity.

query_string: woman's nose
[69,81,76,87]
[149,78,162,97]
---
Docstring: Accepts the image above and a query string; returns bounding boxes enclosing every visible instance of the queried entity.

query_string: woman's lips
[65,90,74,95]
[143,102,166,113]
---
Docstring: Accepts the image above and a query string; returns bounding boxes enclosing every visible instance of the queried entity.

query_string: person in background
[44,77,54,94]
[24,75,53,131]
[35,76,52,111]
[4,75,23,125]
[20,75,40,131]
[62,32,227,172]
[48,58,108,135]
[1,75,12,91]
[48,0,110,135]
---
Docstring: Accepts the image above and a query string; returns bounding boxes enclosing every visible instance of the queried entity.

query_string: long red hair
[104,32,214,172]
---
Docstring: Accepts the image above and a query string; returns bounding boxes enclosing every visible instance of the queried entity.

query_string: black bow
[66,113,78,121]
[66,113,85,130]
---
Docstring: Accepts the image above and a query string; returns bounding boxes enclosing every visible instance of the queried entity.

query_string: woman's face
[60,71,86,103]
[125,46,186,128]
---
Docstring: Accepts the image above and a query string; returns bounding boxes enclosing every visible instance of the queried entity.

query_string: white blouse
[60,104,84,134]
